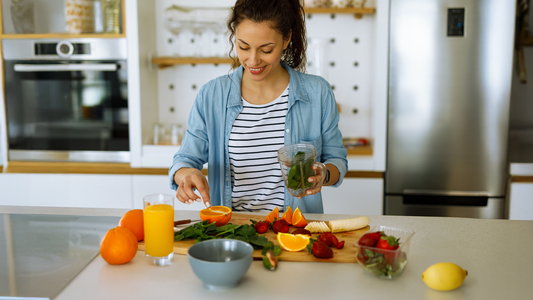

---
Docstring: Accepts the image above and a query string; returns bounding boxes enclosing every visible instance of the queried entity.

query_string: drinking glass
[143,194,175,266]
[278,144,327,198]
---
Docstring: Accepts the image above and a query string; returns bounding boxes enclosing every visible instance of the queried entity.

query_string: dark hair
[227,0,307,72]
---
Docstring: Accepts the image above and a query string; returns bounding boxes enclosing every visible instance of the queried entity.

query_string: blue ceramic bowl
[187,239,254,290]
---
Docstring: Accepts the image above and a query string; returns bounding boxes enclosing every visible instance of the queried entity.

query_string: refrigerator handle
[403,189,490,197]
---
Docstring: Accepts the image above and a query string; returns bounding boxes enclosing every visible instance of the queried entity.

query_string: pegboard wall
[153,0,377,143]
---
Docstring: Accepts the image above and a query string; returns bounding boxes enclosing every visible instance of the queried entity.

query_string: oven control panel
[35,42,91,57]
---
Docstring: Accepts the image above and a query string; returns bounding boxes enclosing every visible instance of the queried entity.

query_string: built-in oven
[3,38,129,162]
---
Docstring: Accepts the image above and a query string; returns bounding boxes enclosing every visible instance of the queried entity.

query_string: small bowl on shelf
[355,226,415,279]
[187,239,254,290]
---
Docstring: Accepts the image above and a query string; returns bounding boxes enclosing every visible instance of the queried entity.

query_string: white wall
[134,0,389,170]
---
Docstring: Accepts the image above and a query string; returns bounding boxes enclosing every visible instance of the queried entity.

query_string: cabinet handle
[14,64,118,72]
[403,189,490,197]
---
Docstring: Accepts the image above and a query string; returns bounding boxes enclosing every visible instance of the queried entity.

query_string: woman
[169,0,347,214]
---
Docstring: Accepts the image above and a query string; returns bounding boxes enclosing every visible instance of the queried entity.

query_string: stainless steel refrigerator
[385,0,516,219]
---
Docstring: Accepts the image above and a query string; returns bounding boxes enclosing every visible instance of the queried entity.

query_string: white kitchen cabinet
[131,175,205,211]
[0,173,383,214]
[322,178,383,215]
[509,182,533,220]
[0,173,132,209]
[132,175,383,215]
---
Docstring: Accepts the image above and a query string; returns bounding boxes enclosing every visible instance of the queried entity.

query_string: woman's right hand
[174,168,210,207]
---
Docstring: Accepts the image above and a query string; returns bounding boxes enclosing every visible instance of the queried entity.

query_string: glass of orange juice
[143,194,175,266]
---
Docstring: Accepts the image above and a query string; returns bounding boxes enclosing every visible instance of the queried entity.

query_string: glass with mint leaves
[277,144,327,198]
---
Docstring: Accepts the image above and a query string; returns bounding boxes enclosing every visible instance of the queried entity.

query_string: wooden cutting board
[138,212,370,263]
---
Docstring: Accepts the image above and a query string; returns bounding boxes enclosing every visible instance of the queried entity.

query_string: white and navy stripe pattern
[229,86,289,213]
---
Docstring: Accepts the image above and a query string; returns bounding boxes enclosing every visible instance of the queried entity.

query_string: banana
[304,216,370,233]
[304,221,330,233]
[329,216,370,233]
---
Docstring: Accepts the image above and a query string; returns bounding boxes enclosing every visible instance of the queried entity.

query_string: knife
[174,219,201,226]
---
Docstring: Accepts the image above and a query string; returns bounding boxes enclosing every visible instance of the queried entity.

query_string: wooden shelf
[304,7,375,18]
[511,175,533,183]
[345,171,383,178]
[346,145,373,156]
[0,33,126,39]
[152,56,236,69]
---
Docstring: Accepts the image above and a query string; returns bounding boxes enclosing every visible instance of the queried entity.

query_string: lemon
[422,262,468,291]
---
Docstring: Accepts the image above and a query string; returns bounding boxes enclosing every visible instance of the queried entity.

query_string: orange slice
[277,232,311,252]
[199,206,232,226]
[292,207,308,228]
[265,207,279,223]
[281,206,293,225]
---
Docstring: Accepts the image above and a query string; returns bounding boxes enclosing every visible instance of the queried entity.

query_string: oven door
[4,60,129,162]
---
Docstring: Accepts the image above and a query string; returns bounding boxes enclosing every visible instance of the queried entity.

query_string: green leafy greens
[174,220,269,249]
[287,151,314,192]
[261,241,281,271]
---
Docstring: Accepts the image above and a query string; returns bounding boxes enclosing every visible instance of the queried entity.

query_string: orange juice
[144,204,174,257]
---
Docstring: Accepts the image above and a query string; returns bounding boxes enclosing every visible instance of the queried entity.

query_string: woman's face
[235,19,290,82]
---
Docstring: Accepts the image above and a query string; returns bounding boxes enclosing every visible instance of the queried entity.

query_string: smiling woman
[169,0,348,215]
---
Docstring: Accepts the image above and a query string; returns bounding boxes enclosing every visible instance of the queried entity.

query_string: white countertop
[2,206,532,300]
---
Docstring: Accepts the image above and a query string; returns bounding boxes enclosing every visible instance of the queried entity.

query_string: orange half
[281,206,293,225]
[265,206,279,223]
[292,207,308,228]
[199,206,232,226]
[277,232,310,252]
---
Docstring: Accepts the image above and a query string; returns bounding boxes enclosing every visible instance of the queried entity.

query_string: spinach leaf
[174,221,270,249]
[261,241,281,271]
[287,151,315,192]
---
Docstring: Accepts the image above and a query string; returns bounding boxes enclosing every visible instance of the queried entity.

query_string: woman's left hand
[298,164,326,199]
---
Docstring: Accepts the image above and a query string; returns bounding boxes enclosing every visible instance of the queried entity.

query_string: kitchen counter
[1,206,532,300]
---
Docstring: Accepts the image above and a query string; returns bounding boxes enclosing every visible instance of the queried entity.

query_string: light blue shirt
[169,61,348,213]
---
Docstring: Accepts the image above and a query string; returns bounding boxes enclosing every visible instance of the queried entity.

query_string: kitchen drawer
[0,173,132,209]
[322,178,383,215]
[509,182,533,220]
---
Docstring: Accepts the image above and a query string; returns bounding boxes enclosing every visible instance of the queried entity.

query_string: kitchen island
[1,206,531,300]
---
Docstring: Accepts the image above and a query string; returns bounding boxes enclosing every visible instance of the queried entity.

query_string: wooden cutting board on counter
[138,212,370,263]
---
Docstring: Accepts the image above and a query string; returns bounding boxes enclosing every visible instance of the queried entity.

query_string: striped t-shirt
[228,86,289,213]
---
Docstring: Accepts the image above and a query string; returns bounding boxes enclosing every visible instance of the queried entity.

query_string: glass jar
[102,0,120,34]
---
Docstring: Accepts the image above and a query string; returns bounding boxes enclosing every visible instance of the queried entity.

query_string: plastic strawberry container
[355,226,415,279]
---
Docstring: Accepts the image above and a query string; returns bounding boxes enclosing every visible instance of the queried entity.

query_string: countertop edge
[2,161,384,178]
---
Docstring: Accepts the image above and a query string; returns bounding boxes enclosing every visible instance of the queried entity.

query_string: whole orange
[100,226,138,265]
[118,209,144,241]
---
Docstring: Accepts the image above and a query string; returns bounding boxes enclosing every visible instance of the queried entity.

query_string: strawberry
[384,251,401,267]
[319,232,345,249]
[331,234,339,248]
[357,247,370,264]
[272,219,289,233]
[319,232,334,247]
[292,228,311,236]
[336,240,345,249]
[375,235,399,251]
[311,240,333,258]
[358,231,382,247]
[254,221,269,234]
